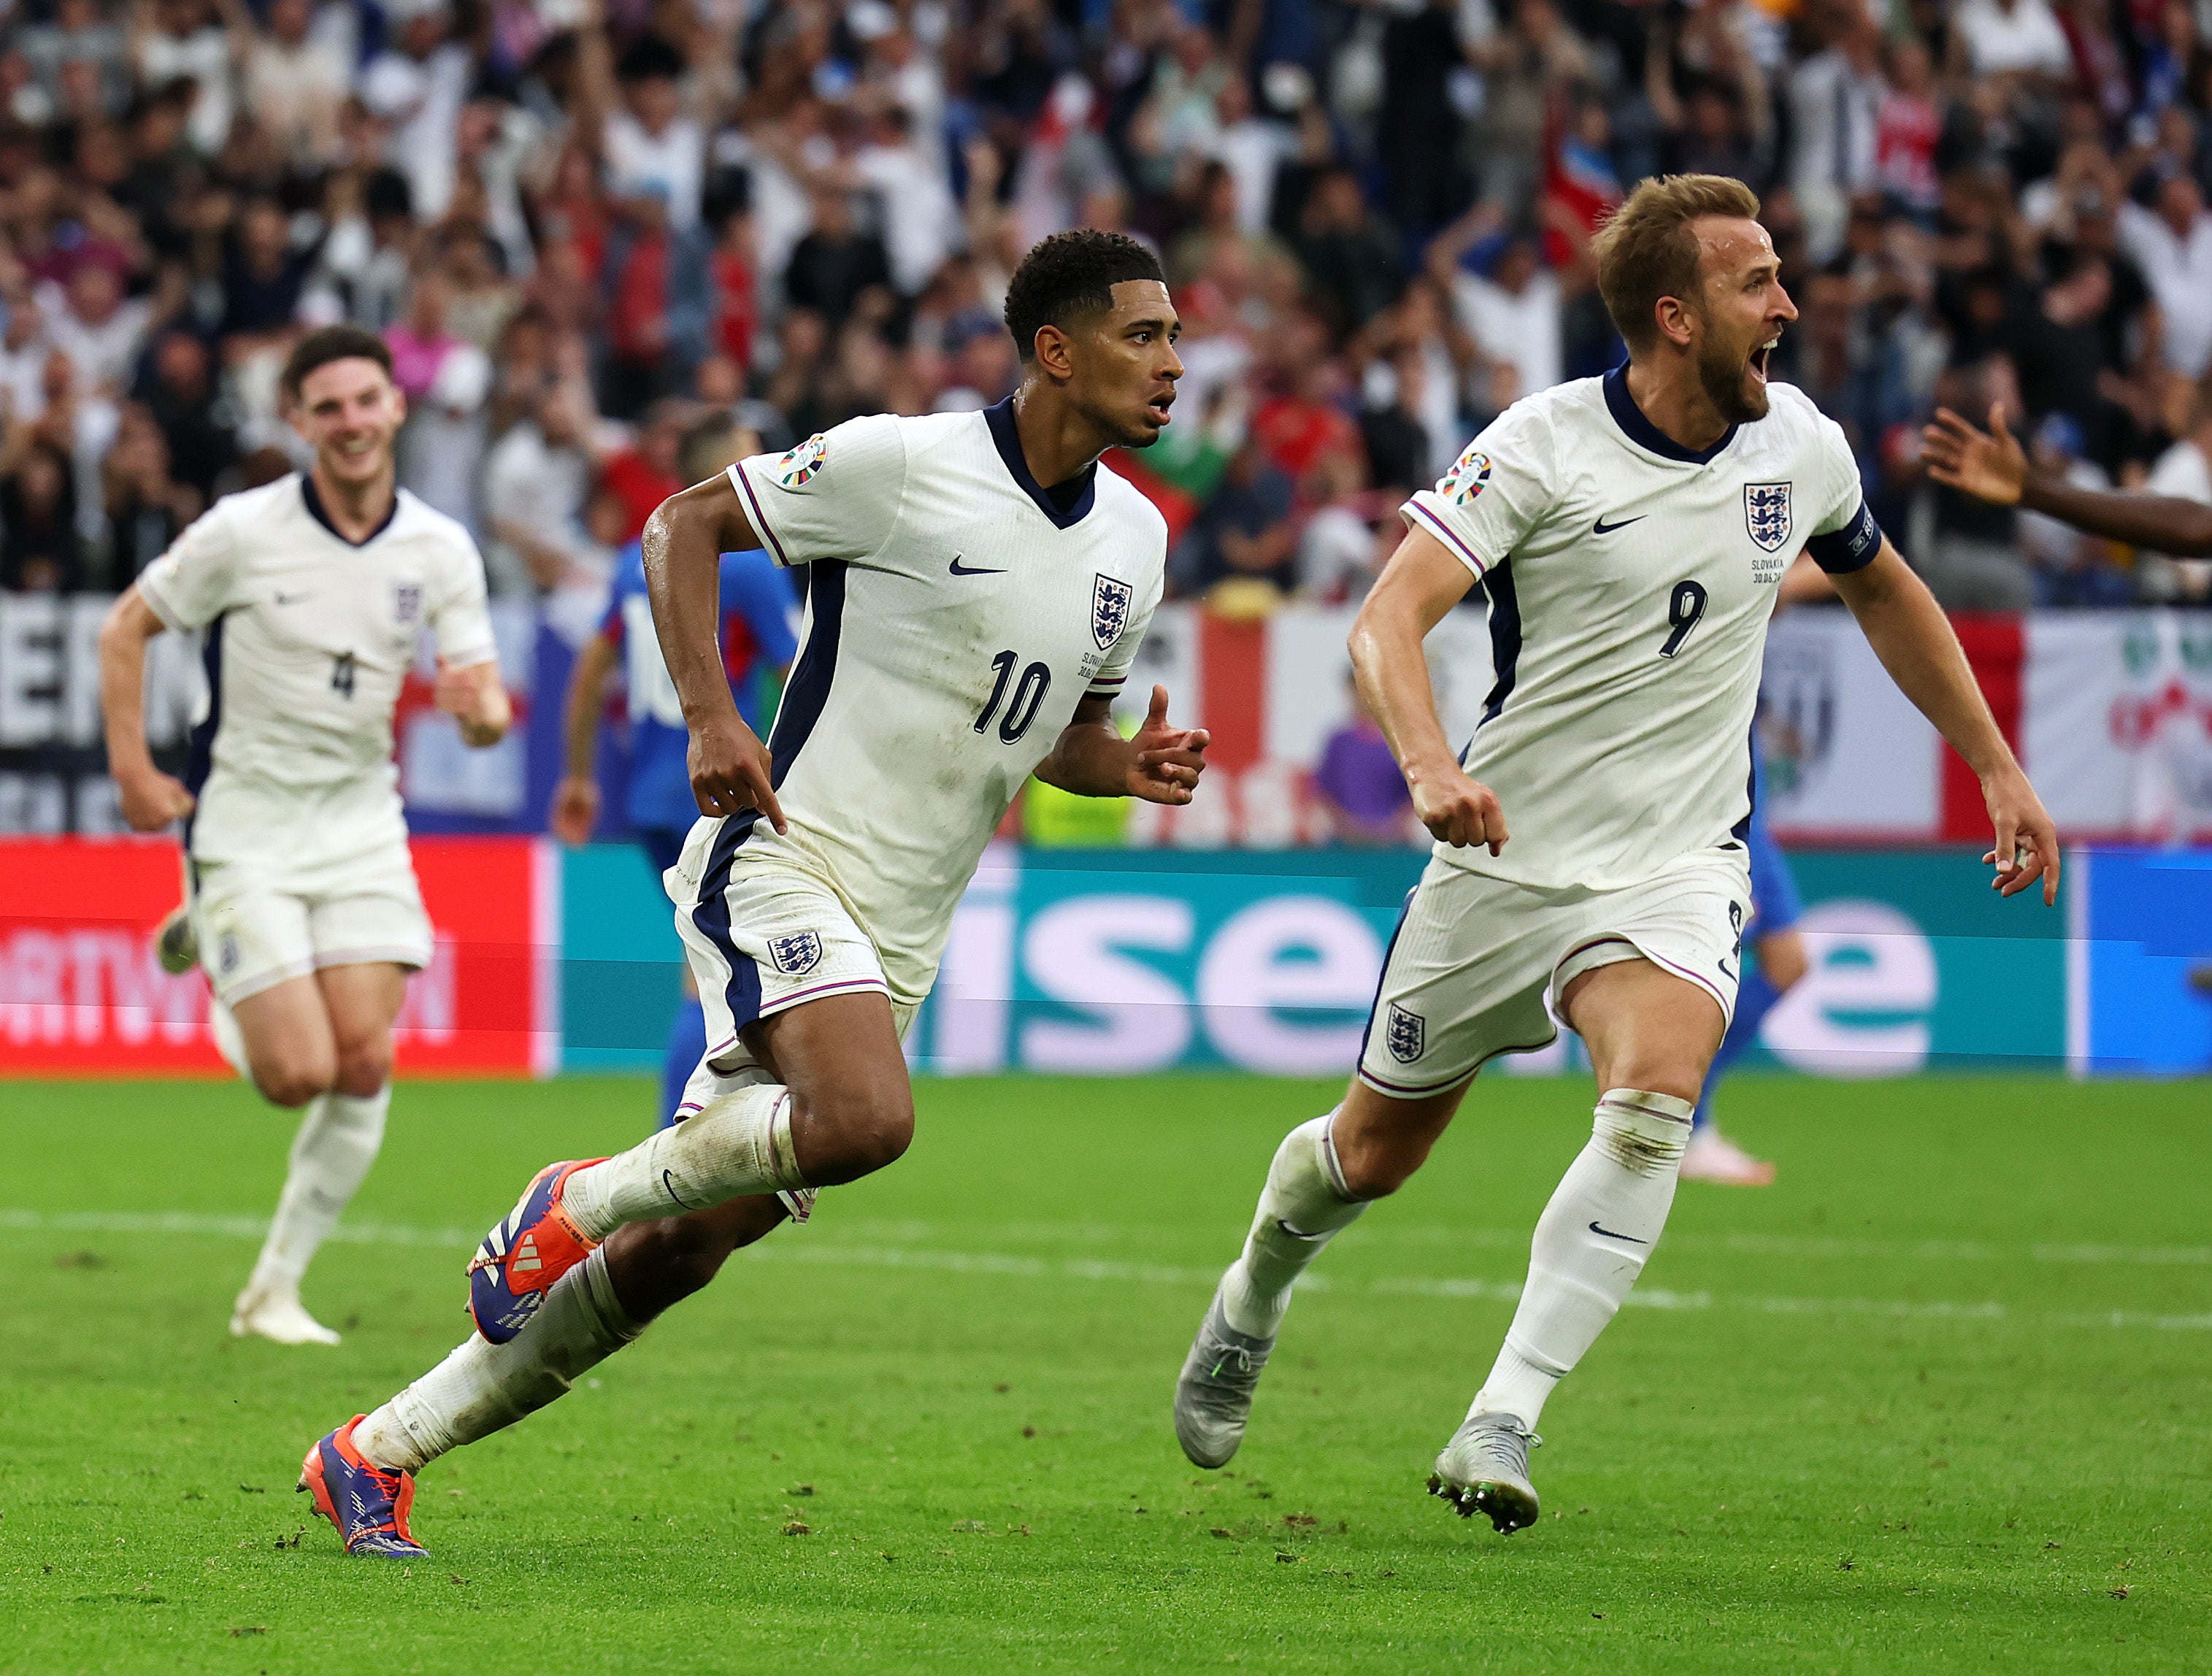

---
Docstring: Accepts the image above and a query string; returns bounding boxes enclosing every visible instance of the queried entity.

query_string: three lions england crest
[1091,573,1132,650]
[1385,1004,1424,1064]
[767,932,823,977]
[1743,481,1793,553]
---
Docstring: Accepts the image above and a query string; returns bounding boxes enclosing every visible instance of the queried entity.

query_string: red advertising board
[0,837,556,1077]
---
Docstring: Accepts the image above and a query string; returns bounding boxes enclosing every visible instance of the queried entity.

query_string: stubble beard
[1696,334,1769,426]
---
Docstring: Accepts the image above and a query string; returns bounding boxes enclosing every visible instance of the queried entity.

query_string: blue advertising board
[556,844,2132,1079]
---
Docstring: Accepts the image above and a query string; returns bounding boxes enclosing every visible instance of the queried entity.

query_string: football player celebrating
[1173,175,2061,1531]
[99,326,510,1346]
[298,231,1208,1557]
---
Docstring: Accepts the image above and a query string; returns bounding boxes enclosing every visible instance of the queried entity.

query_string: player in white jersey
[296,231,1210,1557]
[1174,176,2063,1530]
[99,327,510,1347]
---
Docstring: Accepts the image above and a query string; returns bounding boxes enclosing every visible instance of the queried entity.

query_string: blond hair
[1592,174,1764,351]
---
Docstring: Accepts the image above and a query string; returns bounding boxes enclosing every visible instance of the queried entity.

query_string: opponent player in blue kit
[552,415,797,1125]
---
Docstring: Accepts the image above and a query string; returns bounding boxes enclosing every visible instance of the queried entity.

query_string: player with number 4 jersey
[1175,175,2062,1534]
[303,231,1210,1554]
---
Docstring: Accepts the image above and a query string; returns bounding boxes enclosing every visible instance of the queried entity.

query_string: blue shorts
[636,826,687,881]
[1744,809,1801,939]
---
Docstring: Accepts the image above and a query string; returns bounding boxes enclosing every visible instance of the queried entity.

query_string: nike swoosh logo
[1589,1221,1649,1244]
[1591,515,1644,535]
[273,591,312,605]
[949,556,1005,576]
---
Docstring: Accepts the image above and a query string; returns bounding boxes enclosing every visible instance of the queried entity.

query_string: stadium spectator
[0,0,2202,635]
[1313,678,1413,845]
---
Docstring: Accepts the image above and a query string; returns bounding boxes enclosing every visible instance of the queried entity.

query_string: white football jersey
[1404,370,1880,891]
[137,474,496,866]
[722,400,1167,1004]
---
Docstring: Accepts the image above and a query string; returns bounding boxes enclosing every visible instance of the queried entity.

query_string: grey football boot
[1174,1287,1275,1469]
[1427,1412,1543,1533]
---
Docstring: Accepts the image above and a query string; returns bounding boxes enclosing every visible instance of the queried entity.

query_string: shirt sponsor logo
[773,434,829,488]
[767,931,823,976]
[1440,446,1491,505]
[1385,1002,1424,1064]
[1092,573,1133,650]
[1744,481,1794,553]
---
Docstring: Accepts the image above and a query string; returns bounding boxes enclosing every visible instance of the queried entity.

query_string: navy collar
[1602,364,1738,465]
[983,395,1097,528]
[302,474,400,547]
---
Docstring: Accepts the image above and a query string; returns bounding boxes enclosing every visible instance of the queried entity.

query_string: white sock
[354,1247,642,1475]
[560,1083,803,1242]
[1219,1111,1369,1339]
[1470,1088,1692,1428]
[245,1088,388,1297]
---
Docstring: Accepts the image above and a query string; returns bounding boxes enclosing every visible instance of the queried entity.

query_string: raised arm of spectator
[1924,402,2212,557]
[571,0,616,157]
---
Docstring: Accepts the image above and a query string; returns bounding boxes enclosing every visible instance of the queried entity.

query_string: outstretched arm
[1923,402,2212,556]
[1349,526,1505,852]
[1033,686,1209,802]
[1829,539,2060,904]
[640,473,786,831]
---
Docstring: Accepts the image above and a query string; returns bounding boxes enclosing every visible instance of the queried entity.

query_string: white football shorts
[667,816,904,1090]
[1356,844,1753,1099]
[191,842,432,1006]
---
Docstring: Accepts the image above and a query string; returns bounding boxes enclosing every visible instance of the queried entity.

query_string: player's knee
[1332,1136,1418,1200]
[797,1084,914,1185]
[331,1042,391,1098]
[1759,931,1808,992]
[1600,1053,1704,1108]
[251,1048,335,1109]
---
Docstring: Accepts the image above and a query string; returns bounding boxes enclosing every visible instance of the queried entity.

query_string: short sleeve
[729,413,908,569]
[1088,572,1162,700]
[718,549,799,666]
[430,531,498,666]
[1801,412,1884,575]
[136,499,242,633]
[1399,402,1559,578]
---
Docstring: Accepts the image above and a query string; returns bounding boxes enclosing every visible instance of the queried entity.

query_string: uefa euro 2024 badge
[775,434,829,489]
[1440,445,1491,505]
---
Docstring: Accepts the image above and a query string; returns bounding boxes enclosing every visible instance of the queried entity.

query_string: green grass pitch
[3,1072,2207,1672]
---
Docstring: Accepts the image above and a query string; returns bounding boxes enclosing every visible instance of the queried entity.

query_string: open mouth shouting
[1748,332,1779,391]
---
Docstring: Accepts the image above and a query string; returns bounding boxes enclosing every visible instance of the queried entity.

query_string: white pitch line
[9,1208,2205,1334]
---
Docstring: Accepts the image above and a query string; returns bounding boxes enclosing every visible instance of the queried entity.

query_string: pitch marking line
[7,1209,2207,1334]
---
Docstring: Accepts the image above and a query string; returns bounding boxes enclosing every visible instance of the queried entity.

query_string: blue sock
[1694,967,1783,1131]
[658,996,707,1131]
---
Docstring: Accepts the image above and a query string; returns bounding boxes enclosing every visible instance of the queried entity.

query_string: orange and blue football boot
[466,1158,607,1344]
[297,1416,429,1558]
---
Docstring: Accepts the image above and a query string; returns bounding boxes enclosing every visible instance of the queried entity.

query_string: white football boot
[1679,1126,1777,1186]
[231,1284,342,1346]
[1428,1412,1542,1533]
[1174,1286,1275,1469]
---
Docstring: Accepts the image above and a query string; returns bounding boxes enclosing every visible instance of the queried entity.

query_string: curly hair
[1002,228,1165,364]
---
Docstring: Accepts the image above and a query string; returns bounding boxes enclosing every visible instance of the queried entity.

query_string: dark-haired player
[98,326,510,1347]
[299,230,1209,1557]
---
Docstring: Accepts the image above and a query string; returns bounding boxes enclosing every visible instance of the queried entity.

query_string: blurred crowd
[0,0,2209,612]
